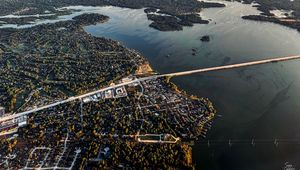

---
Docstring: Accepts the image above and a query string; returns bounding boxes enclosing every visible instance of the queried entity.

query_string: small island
[200,35,210,42]
[147,13,210,31]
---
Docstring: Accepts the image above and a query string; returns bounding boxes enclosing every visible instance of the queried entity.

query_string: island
[1,0,299,32]
[0,0,225,31]
[238,0,300,32]
[147,13,211,31]
[200,35,210,42]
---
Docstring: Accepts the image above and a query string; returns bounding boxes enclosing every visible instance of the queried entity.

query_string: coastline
[136,62,216,139]
[134,62,216,168]
[0,12,215,169]
[1,1,300,169]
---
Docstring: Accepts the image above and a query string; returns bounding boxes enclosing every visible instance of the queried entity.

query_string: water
[1,1,300,169]
[0,6,93,29]
[82,2,300,169]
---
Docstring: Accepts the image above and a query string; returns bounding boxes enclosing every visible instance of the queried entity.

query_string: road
[1,55,300,123]
[162,55,300,77]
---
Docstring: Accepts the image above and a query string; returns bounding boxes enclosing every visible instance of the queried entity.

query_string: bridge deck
[0,55,300,123]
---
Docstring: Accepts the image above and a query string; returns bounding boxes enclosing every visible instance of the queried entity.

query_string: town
[1,52,300,168]
[0,75,214,169]
[0,11,204,168]
[1,0,299,168]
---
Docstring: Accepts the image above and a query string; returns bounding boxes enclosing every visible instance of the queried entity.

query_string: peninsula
[0,12,215,169]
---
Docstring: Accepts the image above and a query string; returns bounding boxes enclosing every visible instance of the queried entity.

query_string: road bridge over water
[1,55,300,125]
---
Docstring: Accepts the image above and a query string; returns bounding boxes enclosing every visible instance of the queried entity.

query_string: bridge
[0,55,300,128]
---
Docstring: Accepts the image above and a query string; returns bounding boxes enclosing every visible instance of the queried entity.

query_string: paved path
[1,55,300,122]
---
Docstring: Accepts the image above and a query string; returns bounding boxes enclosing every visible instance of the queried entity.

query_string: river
[1,1,300,169]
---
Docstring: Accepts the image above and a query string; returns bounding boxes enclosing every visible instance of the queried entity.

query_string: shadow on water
[249,82,293,129]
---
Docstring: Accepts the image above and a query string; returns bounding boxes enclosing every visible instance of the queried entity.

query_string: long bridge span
[1,54,300,124]
[162,54,300,77]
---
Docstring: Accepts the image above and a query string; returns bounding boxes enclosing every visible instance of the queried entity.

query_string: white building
[104,90,113,99]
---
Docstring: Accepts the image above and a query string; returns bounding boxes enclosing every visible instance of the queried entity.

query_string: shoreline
[0,12,215,169]
[0,1,225,31]
[136,62,216,140]
[1,0,300,32]
[242,15,300,32]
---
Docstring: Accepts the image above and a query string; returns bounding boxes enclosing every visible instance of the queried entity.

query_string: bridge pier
[251,139,255,147]
[274,139,279,147]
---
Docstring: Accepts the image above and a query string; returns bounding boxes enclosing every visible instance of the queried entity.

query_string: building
[122,77,133,83]
[104,90,113,99]
[114,86,128,98]
[0,107,5,116]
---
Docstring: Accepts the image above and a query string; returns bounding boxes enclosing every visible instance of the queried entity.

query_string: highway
[1,55,300,123]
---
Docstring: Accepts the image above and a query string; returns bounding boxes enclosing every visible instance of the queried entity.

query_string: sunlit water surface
[1,1,300,169]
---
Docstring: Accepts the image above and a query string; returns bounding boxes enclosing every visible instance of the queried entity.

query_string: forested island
[1,0,299,31]
[236,0,300,32]
[0,0,225,31]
